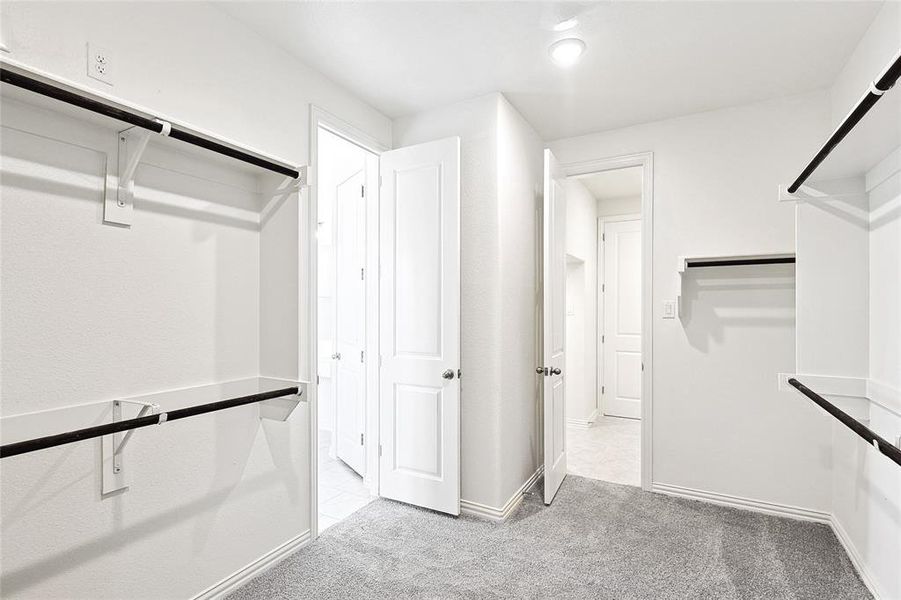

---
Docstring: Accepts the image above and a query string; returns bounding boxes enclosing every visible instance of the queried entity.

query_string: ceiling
[220,1,882,140]
[574,167,642,200]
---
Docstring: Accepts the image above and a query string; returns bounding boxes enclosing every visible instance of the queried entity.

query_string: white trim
[830,515,884,600]
[309,107,385,541]
[461,466,544,522]
[652,483,831,523]
[561,152,654,492]
[567,409,598,429]
[193,530,312,600]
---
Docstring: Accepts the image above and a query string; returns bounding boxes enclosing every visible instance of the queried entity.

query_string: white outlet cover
[87,42,113,85]
[662,301,676,319]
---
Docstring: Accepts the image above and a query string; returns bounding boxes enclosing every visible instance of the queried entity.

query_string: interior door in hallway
[542,148,567,504]
[335,170,367,476]
[379,137,461,516]
[602,218,642,419]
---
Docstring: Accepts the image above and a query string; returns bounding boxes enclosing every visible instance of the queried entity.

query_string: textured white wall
[597,195,641,217]
[563,179,598,423]
[495,95,543,504]
[550,91,833,512]
[0,2,390,598]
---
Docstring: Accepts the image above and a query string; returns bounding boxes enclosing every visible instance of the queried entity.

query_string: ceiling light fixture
[549,38,586,67]
[553,17,579,32]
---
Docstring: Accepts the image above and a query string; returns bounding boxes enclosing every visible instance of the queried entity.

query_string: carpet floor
[228,476,871,599]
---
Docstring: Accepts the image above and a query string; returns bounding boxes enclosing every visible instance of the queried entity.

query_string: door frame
[596,213,641,420]
[309,106,387,539]
[561,152,653,491]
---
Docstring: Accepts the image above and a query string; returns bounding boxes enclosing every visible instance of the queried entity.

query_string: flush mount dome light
[549,38,586,67]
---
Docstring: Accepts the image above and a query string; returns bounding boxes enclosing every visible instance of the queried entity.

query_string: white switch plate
[87,42,113,85]
[662,301,676,319]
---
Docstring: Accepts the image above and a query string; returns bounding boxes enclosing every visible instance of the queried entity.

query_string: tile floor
[566,415,641,487]
[318,429,376,533]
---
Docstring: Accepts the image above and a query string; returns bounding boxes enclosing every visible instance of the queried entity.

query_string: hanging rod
[0,386,300,459]
[788,378,901,467]
[787,49,901,193]
[0,67,301,179]
[686,257,796,268]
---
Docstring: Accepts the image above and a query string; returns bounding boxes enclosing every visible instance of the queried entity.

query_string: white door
[542,149,567,505]
[335,170,367,475]
[602,219,642,419]
[379,137,460,516]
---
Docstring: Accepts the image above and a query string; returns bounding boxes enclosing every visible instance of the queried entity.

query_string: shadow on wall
[680,264,796,353]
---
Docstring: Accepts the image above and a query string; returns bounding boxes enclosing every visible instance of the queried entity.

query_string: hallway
[567,417,640,486]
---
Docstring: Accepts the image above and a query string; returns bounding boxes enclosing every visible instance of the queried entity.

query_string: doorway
[541,152,652,502]
[316,126,379,532]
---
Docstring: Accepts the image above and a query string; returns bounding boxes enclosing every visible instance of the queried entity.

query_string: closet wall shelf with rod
[675,252,796,318]
[0,378,305,495]
[0,58,308,226]
[779,48,901,202]
[788,378,901,467]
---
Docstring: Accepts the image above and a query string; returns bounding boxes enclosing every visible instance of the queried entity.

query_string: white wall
[394,93,543,510]
[563,179,598,424]
[0,2,391,598]
[597,195,641,217]
[550,91,833,513]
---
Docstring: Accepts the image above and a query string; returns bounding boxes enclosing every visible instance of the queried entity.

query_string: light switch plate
[662,301,676,319]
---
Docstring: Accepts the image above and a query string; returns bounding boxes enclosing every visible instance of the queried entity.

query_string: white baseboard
[651,483,831,523]
[461,466,544,522]
[194,529,312,600]
[567,410,598,429]
[830,515,884,600]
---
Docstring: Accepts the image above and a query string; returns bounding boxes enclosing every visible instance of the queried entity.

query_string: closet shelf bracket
[103,399,160,495]
[777,183,866,203]
[104,120,172,227]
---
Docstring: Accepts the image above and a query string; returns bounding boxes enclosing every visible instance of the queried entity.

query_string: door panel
[603,219,642,419]
[335,170,366,475]
[379,137,460,516]
[543,149,567,505]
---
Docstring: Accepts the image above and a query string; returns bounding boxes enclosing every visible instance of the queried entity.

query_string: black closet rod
[687,257,795,268]
[0,67,300,179]
[0,386,300,459]
[788,378,901,467]
[787,50,901,193]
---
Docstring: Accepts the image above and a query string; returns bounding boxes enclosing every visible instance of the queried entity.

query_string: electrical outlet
[87,43,113,85]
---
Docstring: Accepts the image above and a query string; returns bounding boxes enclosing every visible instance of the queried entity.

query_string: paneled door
[542,149,567,505]
[378,137,461,515]
[334,170,367,475]
[602,219,642,419]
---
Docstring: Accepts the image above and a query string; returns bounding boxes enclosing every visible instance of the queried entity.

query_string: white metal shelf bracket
[102,399,160,496]
[104,120,171,227]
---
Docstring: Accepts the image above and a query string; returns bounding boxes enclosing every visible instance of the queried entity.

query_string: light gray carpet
[228,476,871,599]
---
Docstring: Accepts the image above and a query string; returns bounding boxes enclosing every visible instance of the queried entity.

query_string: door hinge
[316,375,320,385]
[361,350,365,363]
[361,267,365,280]
[379,175,383,187]
[601,385,605,394]
[360,433,364,445]
[361,184,365,197]
[378,444,383,457]
[601,334,605,343]
[602,284,605,293]
[602,233,606,242]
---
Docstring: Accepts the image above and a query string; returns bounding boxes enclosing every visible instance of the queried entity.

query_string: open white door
[334,170,367,475]
[379,137,460,515]
[602,219,642,419]
[542,149,567,504]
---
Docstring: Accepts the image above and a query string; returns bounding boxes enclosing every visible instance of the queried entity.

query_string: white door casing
[602,219,642,419]
[542,149,567,505]
[335,170,367,475]
[378,137,461,516]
